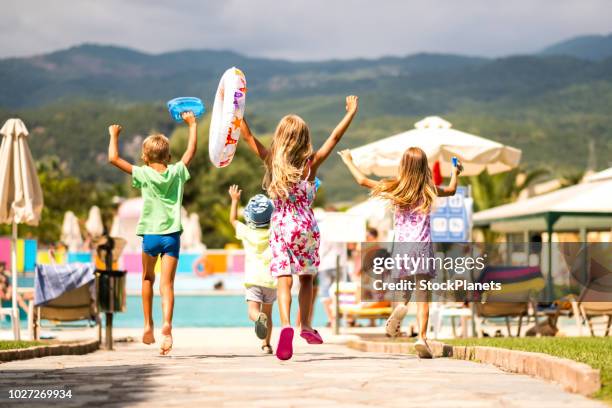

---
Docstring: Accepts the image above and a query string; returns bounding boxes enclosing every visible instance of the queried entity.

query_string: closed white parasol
[0,118,44,340]
[61,211,83,252]
[85,205,104,238]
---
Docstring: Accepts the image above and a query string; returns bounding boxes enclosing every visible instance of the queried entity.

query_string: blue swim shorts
[142,232,181,258]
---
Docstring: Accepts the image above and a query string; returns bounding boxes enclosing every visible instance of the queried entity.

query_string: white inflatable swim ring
[209,67,247,168]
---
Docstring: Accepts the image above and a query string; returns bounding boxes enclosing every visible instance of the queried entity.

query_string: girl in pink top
[340,147,462,358]
[241,96,359,360]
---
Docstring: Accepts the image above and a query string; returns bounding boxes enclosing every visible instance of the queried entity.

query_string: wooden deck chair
[474,266,545,337]
[577,276,612,336]
[559,242,612,336]
[474,296,531,337]
[31,283,100,341]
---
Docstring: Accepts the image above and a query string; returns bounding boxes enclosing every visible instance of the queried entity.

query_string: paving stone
[0,328,606,407]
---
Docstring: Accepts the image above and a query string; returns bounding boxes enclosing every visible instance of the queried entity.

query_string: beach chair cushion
[476,301,528,318]
[580,275,612,315]
[38,284,96,322]
[331,281,392,318]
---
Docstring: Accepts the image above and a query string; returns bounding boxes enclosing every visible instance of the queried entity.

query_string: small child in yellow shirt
[228,185,277,354]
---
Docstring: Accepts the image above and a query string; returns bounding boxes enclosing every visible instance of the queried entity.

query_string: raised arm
[338,149,378,189]
[181,111,198,166]
[311,96,359,176]
[239,118,268,161]
[107,125,133,174]
[228,184,242,228]
[436,160,463,197]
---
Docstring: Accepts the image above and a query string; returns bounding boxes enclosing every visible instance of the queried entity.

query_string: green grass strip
[0,340,44,351]
[444,337,611,403]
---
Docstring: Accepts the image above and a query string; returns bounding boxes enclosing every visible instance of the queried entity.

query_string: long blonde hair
[264,115,313,199]
[372,147,437,213]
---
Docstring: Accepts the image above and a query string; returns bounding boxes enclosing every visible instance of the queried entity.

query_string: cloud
[2,0,611,60]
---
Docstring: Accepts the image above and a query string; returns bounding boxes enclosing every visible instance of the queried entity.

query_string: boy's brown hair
[142,134,170,164]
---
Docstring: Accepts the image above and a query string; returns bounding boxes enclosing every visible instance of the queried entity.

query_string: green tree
[464,167,549,243]
[466,167,549,212]
[559,170,586,188]
[0,156,120,244]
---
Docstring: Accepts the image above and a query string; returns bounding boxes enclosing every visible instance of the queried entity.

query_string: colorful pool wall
[0,236,245,275]
[34,249,245,275]
[0,237,38,273]
[120,250,245,274]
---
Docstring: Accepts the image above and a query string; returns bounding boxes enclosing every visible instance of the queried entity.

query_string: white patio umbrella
[61,211,83,252]
[115,197,143,252]
[350,116,522,177]
[0,118,44,340]
[182,212,204,252]
[85,205,104,238]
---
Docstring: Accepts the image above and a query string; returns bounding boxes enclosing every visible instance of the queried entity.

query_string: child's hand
[338,149,353,164]
[228,184,242,201]
[346,95,359,115]
[181,111,197,126]
[108,124,122,138]
[453,159,464,176]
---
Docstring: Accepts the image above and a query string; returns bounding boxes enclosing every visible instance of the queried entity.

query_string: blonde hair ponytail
[371,147,437,213]
[264,115,313,199]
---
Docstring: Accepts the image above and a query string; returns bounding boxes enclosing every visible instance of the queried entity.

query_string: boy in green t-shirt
[228,185,277,354]
[108,111,198,355]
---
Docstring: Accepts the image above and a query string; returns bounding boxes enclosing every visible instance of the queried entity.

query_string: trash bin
[94,234,127,350]
[96,270,126,313]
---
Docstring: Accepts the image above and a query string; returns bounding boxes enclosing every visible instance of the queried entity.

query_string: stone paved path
[0,328,605,407]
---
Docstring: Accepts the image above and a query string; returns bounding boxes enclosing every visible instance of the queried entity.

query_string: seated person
[0,262,33,314]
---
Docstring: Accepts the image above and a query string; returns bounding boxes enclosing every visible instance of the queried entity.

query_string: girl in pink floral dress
[339,147,462,359]
[241,96,359,360]
[269,175,319,277]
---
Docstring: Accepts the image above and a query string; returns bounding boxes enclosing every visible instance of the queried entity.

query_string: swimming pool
[3,294,327,329]
[114,294,328,328]
[1,274,329,329]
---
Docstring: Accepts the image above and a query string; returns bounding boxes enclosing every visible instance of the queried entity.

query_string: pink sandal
[300,329,323,344]
[276,327,294,360]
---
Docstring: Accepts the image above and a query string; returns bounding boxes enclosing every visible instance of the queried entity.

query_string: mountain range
[540,33,612,61]
[0,33,611,201]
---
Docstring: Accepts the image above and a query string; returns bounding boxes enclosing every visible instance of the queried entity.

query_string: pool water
[1,275,330,329]
[114,295,328,328]
[3,295,328,329]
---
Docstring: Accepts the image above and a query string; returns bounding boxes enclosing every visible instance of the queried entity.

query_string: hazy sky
[2,0,611,60]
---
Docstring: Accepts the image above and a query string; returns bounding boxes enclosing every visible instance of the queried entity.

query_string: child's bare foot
[142,325,155,345]
[160,324,173,355]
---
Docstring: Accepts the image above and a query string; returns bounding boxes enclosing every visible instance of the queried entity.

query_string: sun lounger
[31,284,100,340]
[576,275,612,336]
[31,263,99,340]
[331,281,392,327]
[558,242,612,336]
[474,266,545,337]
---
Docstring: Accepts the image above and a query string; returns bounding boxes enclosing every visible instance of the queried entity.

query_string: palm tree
[559,170,585,188]
[465,167,549,212]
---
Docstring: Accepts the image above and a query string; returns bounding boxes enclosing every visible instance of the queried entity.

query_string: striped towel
[477,266,545,296]
[34,263,95,306]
